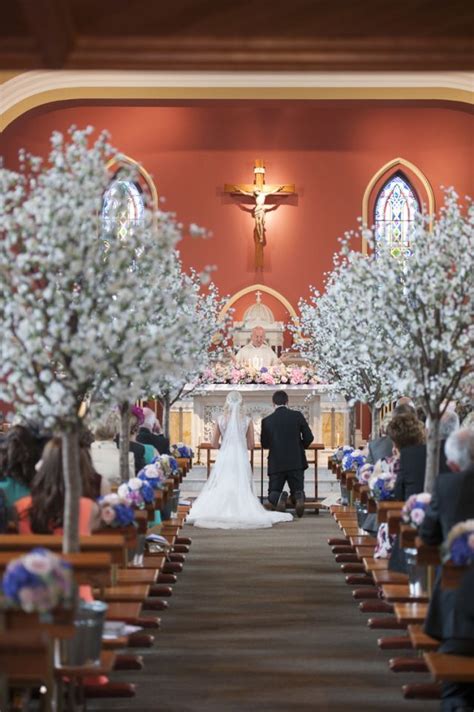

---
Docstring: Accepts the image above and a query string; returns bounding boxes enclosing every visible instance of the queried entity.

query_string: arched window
[102,176,145,240]
[374,173,420,258]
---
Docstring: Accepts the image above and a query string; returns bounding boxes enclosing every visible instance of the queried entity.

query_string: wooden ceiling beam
[67,36,474,72]
[18,0,74,68]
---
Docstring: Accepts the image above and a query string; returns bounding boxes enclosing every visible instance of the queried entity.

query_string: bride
[187,391,293,529]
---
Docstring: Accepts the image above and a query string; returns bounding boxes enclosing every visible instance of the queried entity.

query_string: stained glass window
[102,178,145,240]
[374,173,420,258]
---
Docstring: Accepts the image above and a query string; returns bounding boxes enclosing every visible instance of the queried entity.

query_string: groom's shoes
[276,491,289,512]
[294,492,305,518]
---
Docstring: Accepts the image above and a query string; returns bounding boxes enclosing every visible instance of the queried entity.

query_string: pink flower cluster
[201,362,319,385]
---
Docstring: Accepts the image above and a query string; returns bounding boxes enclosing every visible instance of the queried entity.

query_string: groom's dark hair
[272,390,288,406]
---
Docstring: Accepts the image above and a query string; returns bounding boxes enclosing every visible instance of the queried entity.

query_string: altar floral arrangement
[200,362,320,386]
[445,520,474,565]
[2,548,73,613]
[368,458,397,501]
[171,443,193,459]
[138,461,167,489]
[99,493,136,528]
[342,448,366,472]
[117,477,155,508]
[154,454,179,476]
[402,493,432,528]
[357,462,374,485]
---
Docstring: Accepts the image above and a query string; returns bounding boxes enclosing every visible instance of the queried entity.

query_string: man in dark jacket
[260,390,313,517]
[137,407,170,455]
[420,428,474,712]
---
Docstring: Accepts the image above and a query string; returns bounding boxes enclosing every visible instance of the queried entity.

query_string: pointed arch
[106,153,158,211]
[361,157,434,253]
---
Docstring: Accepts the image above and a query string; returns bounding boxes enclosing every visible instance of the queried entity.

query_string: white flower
[22,551,54,576]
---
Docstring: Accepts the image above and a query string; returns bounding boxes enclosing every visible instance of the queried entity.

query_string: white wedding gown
[187,408,293,529]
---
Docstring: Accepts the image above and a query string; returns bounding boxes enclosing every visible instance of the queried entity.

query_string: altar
[170,383,349,452]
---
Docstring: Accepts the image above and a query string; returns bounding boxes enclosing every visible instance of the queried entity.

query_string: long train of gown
[187,416,292,529]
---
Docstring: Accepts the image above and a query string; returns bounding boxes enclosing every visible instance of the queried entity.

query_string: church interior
[1,2,473,711]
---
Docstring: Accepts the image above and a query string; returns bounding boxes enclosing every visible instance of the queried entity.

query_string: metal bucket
[405,547,428,597]
[356,502,368,529]
[58,601,108,666]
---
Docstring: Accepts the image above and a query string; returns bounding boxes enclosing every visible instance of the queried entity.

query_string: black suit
[260,406,313,506]
[137,427,170,455]
[420,467,474,711]
[394,442,449,502]
[114,436,146,475]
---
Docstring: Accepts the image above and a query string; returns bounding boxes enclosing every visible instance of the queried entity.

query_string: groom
[260,390,314,518]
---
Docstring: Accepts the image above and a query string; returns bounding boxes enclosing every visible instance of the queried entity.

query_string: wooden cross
[224,159,296,270]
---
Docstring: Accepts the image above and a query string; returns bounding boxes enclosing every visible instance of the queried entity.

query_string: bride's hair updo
[224,390,243,414]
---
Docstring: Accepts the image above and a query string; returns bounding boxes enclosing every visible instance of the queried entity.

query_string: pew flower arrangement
[171,443,193,459]
[117,477,155,509]
[2,548,73,613]
[99,493,136,528]
[357,462,374,485]
[401,493,432,528]
[445,520,474,565]
[342,448,366,472]
[155,454,179,476]
[138,461,167,489]
[368,458,397,501]
[333,445,354,463]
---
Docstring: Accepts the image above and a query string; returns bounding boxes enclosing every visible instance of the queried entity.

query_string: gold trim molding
[1,70,473,131]
[361,157,435,253]
[220,283,297,319]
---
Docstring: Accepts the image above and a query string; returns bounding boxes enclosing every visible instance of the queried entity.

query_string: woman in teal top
[142,443,159,465]
[0,424,47,507]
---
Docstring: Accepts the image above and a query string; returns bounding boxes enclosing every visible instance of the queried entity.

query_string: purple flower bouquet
[2,548,73,613]
[445,520,474,565]
[402,493,432,528]
[99,493,136,527]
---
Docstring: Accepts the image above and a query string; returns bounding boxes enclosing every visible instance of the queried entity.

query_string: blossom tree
[295,242,395,441]
[0,127,173,550]
[91,209,191,481]
[371,189,473,491]
[144,265,232,438]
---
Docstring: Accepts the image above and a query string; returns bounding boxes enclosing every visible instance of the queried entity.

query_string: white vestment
[235,342,278,369]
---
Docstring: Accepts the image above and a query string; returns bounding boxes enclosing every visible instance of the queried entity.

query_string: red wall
[2,99,472,312]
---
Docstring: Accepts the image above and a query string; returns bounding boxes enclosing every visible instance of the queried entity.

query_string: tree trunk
[424,416,441,494]
[162,392,171,439]
[370,405,382,441]
[119,402,131,482]
[348,402,356,446]
[61,427,81,554]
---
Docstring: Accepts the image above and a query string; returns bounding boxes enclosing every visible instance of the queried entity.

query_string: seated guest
[90,414,134,487]
[138,407,170,455]
[390,410,456,502]
[0,423,49,507]
[367,414,393,464]
[15,437,101,536]
[420,429,474,712]
[114,409,147,475]
[367,402,418,465]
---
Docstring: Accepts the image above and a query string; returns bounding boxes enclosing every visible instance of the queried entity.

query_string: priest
[235,326,278,369]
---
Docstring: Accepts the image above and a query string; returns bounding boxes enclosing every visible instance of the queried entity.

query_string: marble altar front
[170,384,349,451]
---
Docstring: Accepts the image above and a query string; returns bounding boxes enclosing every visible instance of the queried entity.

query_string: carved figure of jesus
[224,160,296,270]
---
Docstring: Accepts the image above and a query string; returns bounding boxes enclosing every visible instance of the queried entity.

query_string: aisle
[94,515,438,712]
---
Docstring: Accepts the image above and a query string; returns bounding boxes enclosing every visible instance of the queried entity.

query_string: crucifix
[224,159,296,270]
